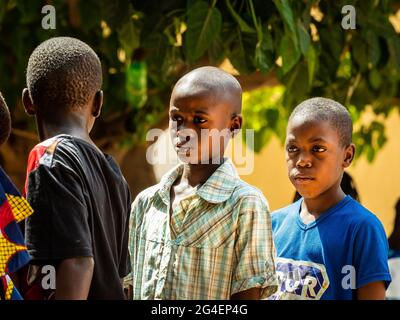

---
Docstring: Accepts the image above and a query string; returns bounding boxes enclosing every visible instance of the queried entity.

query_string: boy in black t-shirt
[21,37,131,300]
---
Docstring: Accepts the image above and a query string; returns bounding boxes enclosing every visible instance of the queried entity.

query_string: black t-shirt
[24,134,131,300]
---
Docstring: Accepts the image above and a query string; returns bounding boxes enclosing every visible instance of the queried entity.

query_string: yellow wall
[241,111,400,235]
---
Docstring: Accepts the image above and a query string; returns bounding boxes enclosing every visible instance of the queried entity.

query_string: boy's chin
[296,189,320,200]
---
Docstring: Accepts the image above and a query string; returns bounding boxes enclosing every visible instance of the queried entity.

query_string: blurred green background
[0,0,399,199]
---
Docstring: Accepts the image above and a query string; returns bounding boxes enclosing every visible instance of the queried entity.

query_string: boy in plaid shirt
[125,66,277,300]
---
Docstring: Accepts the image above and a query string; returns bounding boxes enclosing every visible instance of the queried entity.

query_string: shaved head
[171,66,242,115]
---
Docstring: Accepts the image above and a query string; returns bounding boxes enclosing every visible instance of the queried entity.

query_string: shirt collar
[156,158,240,205]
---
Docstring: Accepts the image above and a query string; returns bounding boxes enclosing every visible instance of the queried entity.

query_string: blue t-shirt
[271,195,391,300]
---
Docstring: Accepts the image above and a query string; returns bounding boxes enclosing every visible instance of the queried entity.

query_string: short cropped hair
[173,66,243,114]
[0,92,11,145]
[26,37,102,115]
[289,97,353,146]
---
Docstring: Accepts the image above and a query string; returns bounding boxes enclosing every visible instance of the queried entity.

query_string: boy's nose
[176,127,196,143]
[296,153,312,168]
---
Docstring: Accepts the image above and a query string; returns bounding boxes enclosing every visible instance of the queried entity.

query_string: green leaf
[255,26,273,73]
[208,34,225,65]
[273,0,296,36]
[297,20,310,56]
[228,32,250,74]
[185,1,222,62]
[377,132,387,148]
[366,146,375,162]
[368,69,382,90]
[225,0,255,33]
[255,42,273,73]
[337,51,352,79]
[388,37,400,68]
[365,30,381,68]
[280,34,301,75]
[347,104,361,124]
[352,37,368,71]
[307,45,316,86]
[118,21,140,60]
[126,62,147,109]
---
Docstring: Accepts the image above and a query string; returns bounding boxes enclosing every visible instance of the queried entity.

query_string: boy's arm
[352,216,391,298]
[357,281,386,300]
[55,257,94,300]
[230,195,278,300]
[25,156,95,299]
[122,193,142,300]
[231,288,261,300]
[126,285,133,300]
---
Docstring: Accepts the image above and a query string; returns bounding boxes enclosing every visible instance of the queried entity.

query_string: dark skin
[285,116,385,300]
[22,88,102,146]
[169,89,242,186]
[22,88,103,300]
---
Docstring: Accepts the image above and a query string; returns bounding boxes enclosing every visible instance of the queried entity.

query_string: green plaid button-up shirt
[125,158,277,300]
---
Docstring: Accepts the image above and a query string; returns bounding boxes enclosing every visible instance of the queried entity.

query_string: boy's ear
[230,114,242,137]
[22,88,36,116]
[343,143,355,168]
[92,90,103,118]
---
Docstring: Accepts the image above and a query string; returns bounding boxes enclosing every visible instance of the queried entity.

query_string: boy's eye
[171,115,183,123]
[193,116,207,124]
[286,145,298,153]
[312,145,327,153]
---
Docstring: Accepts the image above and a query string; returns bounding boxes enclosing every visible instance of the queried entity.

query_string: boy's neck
[302,186,346,218]
[181,161,223,187]
[36,115,92,144]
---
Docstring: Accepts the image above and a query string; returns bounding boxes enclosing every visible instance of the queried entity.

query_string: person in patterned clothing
[125,66,278,300]
[0,91,33,300]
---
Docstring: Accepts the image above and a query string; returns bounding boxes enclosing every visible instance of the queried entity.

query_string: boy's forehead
[171,79,218,101]
[170,86,234,113]
[286,116,339,142]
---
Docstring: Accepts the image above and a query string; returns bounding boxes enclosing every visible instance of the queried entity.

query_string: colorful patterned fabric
[126,158,277,299]
[0,166,33,300]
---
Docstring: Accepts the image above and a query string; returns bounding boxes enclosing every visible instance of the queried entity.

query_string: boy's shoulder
[334,196,385,230]
[132,183,162,207]
[27,134,103,171]
[271,200,300,224]
[271,196,384,230]
[27,135,67,172]
[231,178,269,209]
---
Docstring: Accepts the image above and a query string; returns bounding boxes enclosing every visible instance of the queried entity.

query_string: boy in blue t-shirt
[271,97,391,300]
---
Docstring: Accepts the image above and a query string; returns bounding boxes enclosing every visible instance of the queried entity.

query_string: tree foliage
[0,0,399,162]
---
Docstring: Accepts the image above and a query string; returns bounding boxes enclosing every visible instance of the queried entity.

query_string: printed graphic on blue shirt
[269,257,330,300]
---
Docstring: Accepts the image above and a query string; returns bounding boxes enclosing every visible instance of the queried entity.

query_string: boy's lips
[293,175,315,183]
